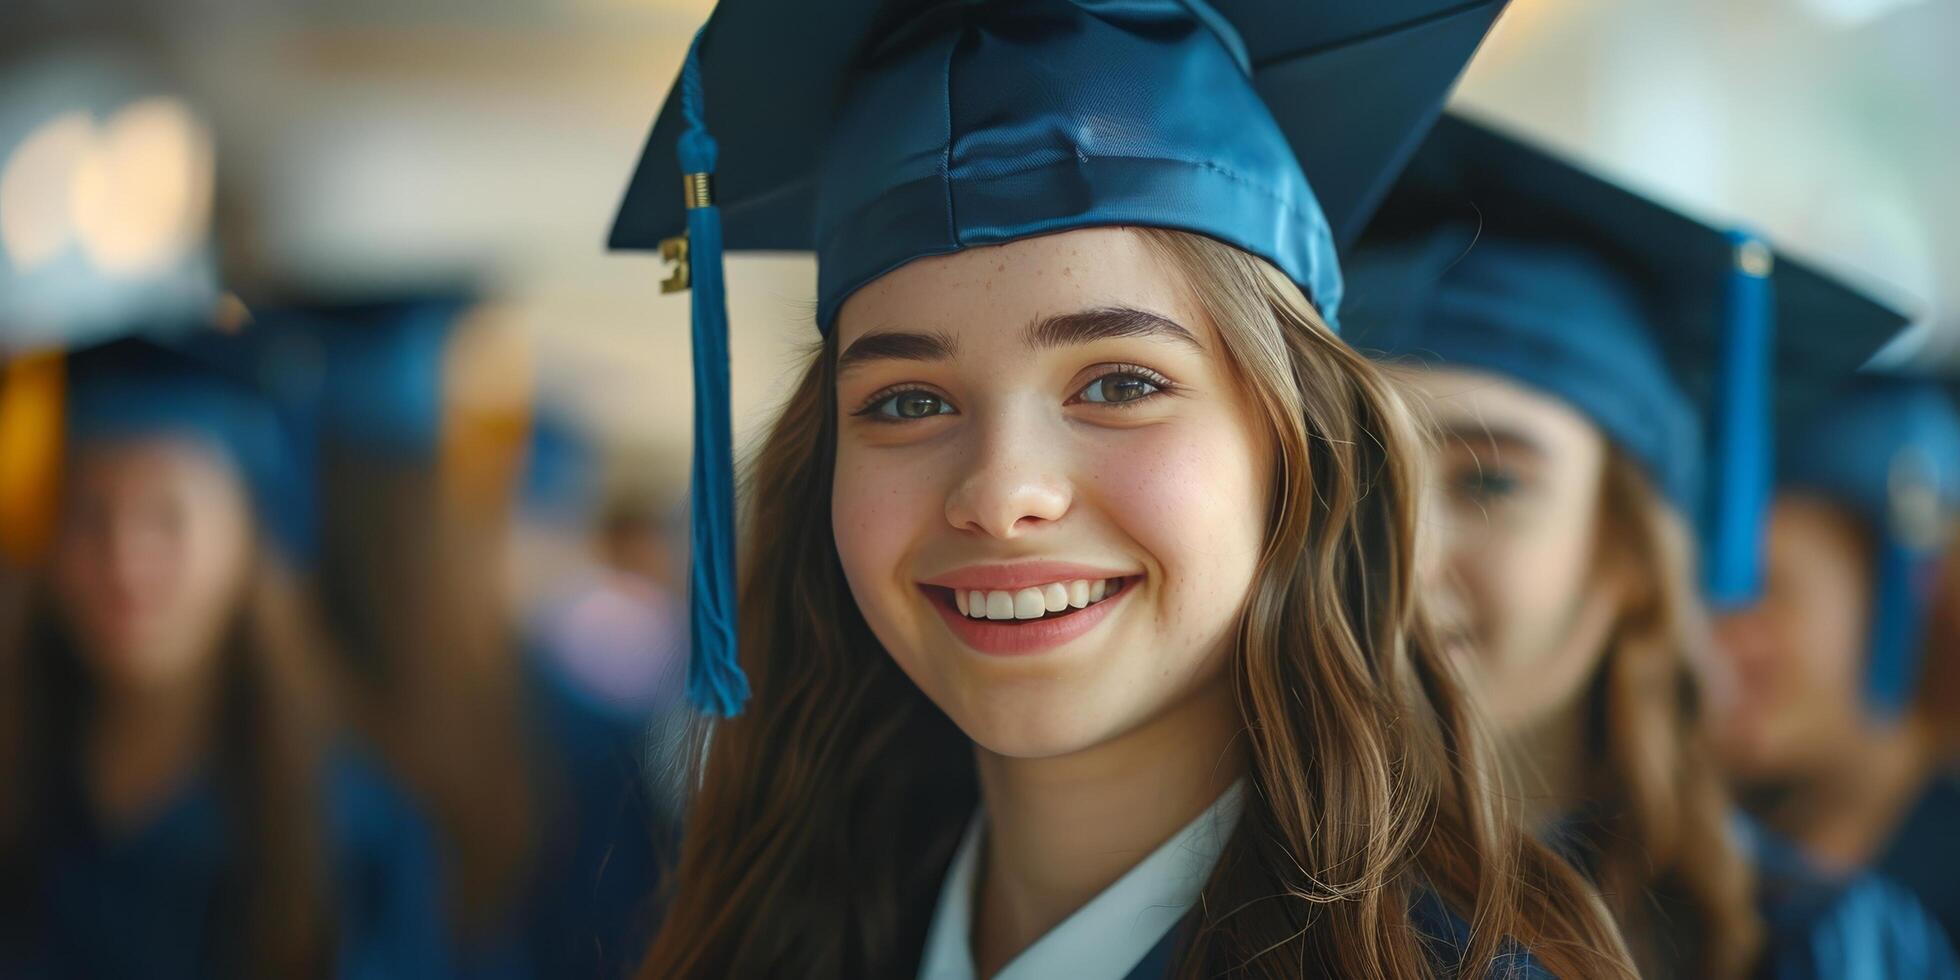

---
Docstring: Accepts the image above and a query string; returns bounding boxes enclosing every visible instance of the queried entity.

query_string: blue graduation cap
[1778,378,1960,714]
[62,330,318,562]
[1343,113,1910,611]
[291,296,476,458]
[609,0,1513,716]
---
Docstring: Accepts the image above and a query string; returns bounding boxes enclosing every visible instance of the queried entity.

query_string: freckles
[1093,428,1259,533]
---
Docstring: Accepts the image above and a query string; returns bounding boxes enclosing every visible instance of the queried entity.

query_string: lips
[916,561,1143,655]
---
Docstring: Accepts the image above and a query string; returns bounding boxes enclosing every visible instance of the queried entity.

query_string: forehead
[832,227,1196,346]
[68,435,235,490]
[1403,366,1598,447]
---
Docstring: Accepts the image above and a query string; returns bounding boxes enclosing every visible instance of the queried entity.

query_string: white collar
[917,780,1246,980]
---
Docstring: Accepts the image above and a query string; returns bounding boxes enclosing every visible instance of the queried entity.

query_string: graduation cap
[294,296,476,458]
[0,49,223,352]
[62,331,318,562]
[1778,377,1960,713]
[256,293,534,520]
[1343,113,1911,610]
[609,0,1512,716]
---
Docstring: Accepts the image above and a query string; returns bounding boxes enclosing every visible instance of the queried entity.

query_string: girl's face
[1404,368,1620,734]
[51,438,254,693]
[1711,496,1873,781]
[831,227,1273,759]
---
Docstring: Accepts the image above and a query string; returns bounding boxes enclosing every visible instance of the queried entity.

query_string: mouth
[920,576,1136,656]
[933,575,1130,622]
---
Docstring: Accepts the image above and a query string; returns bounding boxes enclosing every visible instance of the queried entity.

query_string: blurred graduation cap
[1778,377,1960,713]
[609,0,1512,715]
[59,328,319,563]
[1344,113,1911,610]
[256,293,534,512]
[0,49,223,351]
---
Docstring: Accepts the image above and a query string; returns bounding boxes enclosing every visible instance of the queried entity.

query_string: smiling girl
[613,1,1634,977]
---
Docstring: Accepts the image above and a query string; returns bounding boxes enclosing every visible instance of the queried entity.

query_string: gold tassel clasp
[660,234,690,294]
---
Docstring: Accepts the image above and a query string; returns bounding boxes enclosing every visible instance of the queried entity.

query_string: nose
[943,407,1072,540]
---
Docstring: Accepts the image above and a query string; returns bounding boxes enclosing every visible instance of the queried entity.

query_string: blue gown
[1877,772,1960,949]
[1746,819,1960,980]
[11,749,450,980]
[449,653,669,980]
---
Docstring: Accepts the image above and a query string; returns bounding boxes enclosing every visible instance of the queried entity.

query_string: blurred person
[617,3,1639,978]
[284,295,666,979]
[1349,115,1957,977]
[530,495,688,722]
[1715,378,1960,941]
[0,334,448,979]
[521,415,688,722]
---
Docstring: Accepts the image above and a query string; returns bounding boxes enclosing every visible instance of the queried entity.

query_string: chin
[909,654,1144,760]
[954,695,1125,760]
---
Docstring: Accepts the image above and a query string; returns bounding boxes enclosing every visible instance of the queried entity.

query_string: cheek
[1787,592,1868,692]
[1088,422,1268,622]
[831,446,946,614]
[1462,515,1594,649]
[165,505,253,636]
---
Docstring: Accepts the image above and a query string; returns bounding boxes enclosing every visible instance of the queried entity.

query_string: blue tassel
[676,28,750,717]
[1865,539,1932,715]
[1701,230,1775,609]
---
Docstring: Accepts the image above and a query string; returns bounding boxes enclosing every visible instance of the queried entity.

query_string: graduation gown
[1746,819,1960,980]
[916,783,1555,980]
[449,652,668,980]
[12,749,449,980]
[1877,771,1960,949]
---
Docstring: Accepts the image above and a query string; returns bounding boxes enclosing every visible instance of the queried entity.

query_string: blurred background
[0,0,1955,976]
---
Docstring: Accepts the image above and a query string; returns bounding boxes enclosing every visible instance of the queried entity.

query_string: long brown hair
[314,447,537,934]
[641,229,1635,978]
[0,552,338,978]
[1566,449,1762,978]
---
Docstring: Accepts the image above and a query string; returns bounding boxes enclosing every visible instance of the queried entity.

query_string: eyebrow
[835,305,1199,374]
[1026,306,1202,353]
[1436,421,1549,461]
[836,330,958,374]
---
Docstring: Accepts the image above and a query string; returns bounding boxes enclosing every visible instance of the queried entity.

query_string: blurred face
[51,438,254,693]
[1713,496,1872,781]
[831,227,1273,759]
[1404,368,1620,733]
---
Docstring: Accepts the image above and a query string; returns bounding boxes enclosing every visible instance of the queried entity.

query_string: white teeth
[953,578,1123,621]
[1013,588,1045,619]
[985,591,1015,620]
[1042,583,1069,612]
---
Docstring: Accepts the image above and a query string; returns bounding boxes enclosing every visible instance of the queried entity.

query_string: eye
[1454,467,1521,503]
[1075,368,1167,406]
[860,387,957,421]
